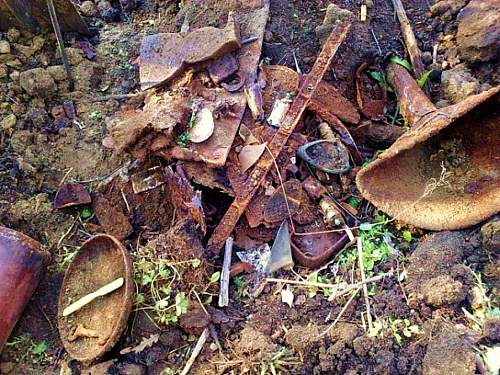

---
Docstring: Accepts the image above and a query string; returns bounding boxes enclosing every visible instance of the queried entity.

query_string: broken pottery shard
[264,179,303,224]
[208,53,239,84]
[54,183,91,209]
[140,13,241,90]
[189,108,215,143]
[265,221,294,274]
[239,142,267,173]
[130,166,165,194]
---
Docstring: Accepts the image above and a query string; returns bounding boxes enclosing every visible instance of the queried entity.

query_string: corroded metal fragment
[140,13,241,90]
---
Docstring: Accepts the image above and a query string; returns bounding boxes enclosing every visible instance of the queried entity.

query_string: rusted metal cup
[0,226,49,352]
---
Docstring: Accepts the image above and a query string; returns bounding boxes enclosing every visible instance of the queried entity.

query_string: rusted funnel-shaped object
[356,64,499,230]
[0,227,49,352]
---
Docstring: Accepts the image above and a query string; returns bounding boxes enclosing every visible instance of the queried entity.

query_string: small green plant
[417,70,433,88]
[389,55,412,71]
[359,214,392,271]
[402,230,412,242]
[176,131,190,147]
[5,335,52,365]
[368,317,420,345]
[233,276,248,299]
[80,206,93,220]
[89,111,102,120]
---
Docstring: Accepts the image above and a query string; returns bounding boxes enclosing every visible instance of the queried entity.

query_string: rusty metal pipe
[386,63,436,125]
[0,227,49,352]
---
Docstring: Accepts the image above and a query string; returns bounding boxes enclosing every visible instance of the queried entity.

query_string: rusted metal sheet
[262,64,360,125]
[0,0,89,35]
[207,18,354,253]
[140,13,241,90]
[357,63,500,231]
[355,62,387,121]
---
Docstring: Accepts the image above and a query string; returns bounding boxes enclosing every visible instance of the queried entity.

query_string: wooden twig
[63,277,124,316]
[218,237,233,307]
[266,270,392,299]
[391,0,430,94]
[180,328,209,375]
[356,237,373,331]
[47,0,74,91]
[319,287,361,337]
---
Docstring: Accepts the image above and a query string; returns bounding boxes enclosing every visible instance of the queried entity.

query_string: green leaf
[367,70,385,83]
[417,70,433,88]
[80,206,92,220]
[191,258,201,268]
[347,197,360,209]
[32,341,48,355]
[389,55,412,71]
[175,292,188,316]
[402,230,412,242]
[209,271,221,284]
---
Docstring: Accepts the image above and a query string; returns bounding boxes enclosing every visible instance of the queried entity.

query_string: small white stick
[356,237,373,331]
[360,4,367,22]
[63,277,124,317]
[266,270,392,290]
[180,328,209,375]
[218,237,233,307]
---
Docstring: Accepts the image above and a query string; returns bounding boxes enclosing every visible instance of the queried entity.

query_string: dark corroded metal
[0,0,89,35]
[207,18,353,253]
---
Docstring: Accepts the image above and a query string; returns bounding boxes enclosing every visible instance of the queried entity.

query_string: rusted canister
[0,226,49,352]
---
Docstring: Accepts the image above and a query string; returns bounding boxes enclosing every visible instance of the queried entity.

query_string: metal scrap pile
[98,2,366,271]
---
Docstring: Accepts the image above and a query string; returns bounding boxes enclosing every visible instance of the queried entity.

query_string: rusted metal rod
[47,0,74,91]
[207,17,353,253]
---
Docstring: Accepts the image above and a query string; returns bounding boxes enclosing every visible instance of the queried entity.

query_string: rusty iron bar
[207,18,353,253]
[47,0,74,91]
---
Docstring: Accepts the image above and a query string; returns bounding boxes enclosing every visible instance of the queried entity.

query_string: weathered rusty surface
[355,62,387,121]
[207,18,353,253]
[0,227,49,352]
[356,63,500,230]
[0,0,89,35]
[58,234,134,362]
[208,53,239,84]
[140,13,241,90]
[159,91,247,168]
[54,183,91,209]
[92,194,133,241]
[262,64,360,124]
[292,222,349,269]
[165,166,207,236]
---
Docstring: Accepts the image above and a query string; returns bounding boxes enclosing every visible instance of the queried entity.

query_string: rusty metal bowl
[356,64,500,230]
[58,234,134,363]
[0,227,49,352]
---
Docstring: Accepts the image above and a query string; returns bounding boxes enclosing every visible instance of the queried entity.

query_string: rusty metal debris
[0,227,49,352]
[356,63,500,230]
[165,166,207,236]
[54,183,91,209]
[207,17,354,253]
[58,234,134,362]
[0,0,90,35]
[355,62,388,121]
[130,166,165,194]
[139,12,241,90]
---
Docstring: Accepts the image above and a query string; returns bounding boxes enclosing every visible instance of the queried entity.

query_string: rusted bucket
[0,227,49,352]
[356,63,500,230]
[58,234,134,363]
[0,0,89,35]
